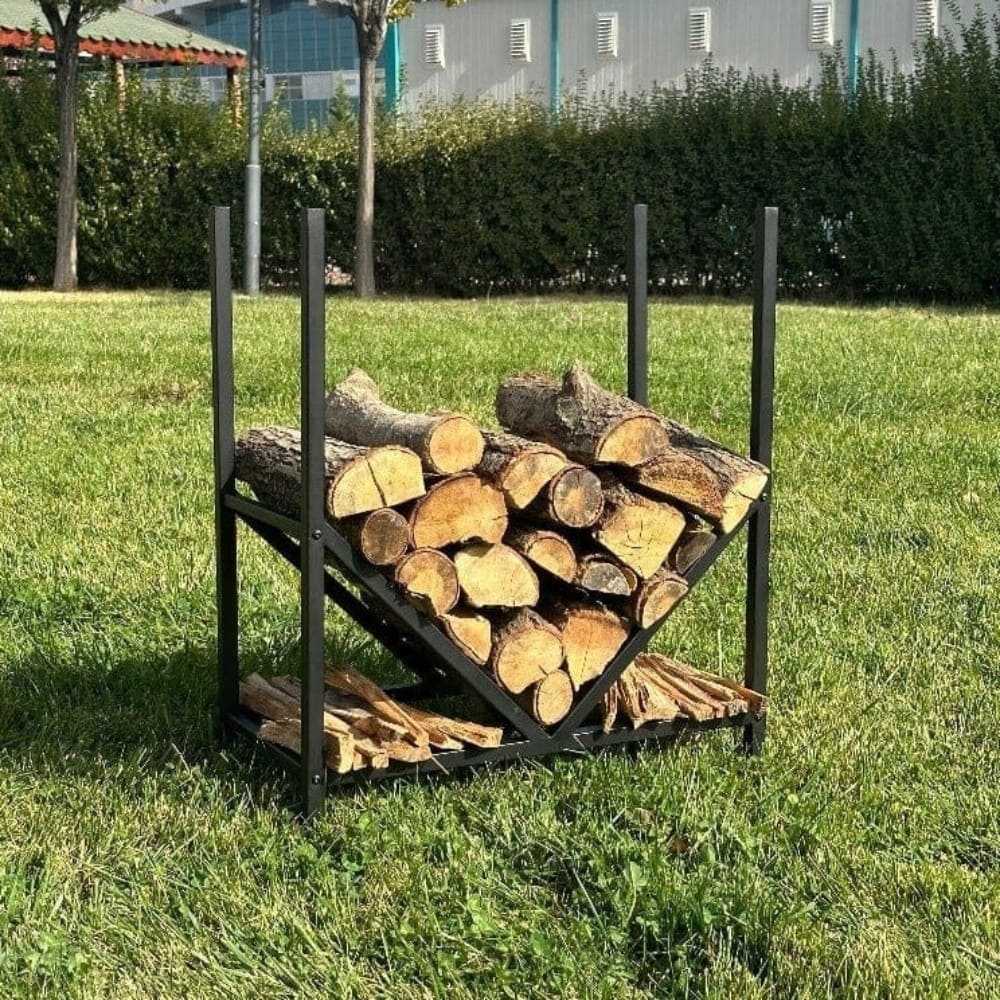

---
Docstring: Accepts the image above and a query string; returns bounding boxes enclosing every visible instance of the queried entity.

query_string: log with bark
[544,601,629,690]
[670,518,718,576]
[235,426,425,520]
[394,548,460,616]
[516,669,574,726]
[592,476,686,578]
[338,508,410,565]
[627,568,688,628]
[487,609,564,694]
[437,609,493,665]
[476,431,569,508]
[504,524,578,584]
[407,474,508,549]
[574,553,638,597]
[325,368,485,475]
[454,543,540,608]
[496,364,669,466]
[522,464,605,529]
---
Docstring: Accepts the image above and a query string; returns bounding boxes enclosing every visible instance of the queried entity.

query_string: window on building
[809,2,834,49]
[424,24,445,67]
[914,0,938,40]
[688,8,711,52]
[510,18,531,61]
[596,13,618,58]
[274,73,304,102]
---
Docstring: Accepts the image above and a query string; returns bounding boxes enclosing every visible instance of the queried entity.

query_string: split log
[522,465,605,529]
[628,568,688,628]
[642,653,766,716]
[612,664,682,728]
[505,525,577,584]
[516,669,574,726]
[600,685,621,734]
[574,553,638,597]
[239,673,354,773]
[325,368,484,475]
[257,718,364,773]
[438,609,493,665]
[671,518,717,575]
[593,477,686,578]
[338,508,410,566]
[324,665,431,746]
[235,426,425,520]
[634,654,717,721]
[496,364,669,466]
[454,543,540,608]
[487,609,564,694]
[544,602,629,690]
[476,432,569,508]
[407,474,508,549]
[394,548,460,616]
[404,704,504,749]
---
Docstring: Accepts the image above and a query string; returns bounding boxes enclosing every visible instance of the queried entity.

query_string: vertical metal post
[627,203,648,405]
[549,0,560,116]
[244,0,262,295]
[210,207,240,736]
[744,206,777,754]
[300,208,327,816]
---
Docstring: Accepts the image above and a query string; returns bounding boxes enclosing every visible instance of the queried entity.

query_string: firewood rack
[210,204,777,816]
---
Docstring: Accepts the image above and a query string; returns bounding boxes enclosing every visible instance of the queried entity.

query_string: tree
[37,0,120,291]
[332,0,464,298]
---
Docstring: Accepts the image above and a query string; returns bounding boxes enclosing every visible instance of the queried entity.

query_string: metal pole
[210,206,240,736]
[549,0,560,116]
[244,0,262,295]
[744,205,777,755]
[300,208,327,816]
[627,203,648,405]
[847,0,860,95]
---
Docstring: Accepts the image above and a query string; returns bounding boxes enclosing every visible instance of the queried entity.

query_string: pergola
[1,0,245,98]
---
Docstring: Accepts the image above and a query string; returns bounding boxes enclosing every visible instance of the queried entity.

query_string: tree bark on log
[394,548,460,616]
[325,368,484,474]
[437,609,493,665]
[476,431,569,508]
[487,609,564,694]
[235,426,425,520]
[407,474,508,549]
[454,543,540,608]
[339,508,410,565]
[544,602,628,690]
[522,464,605,529]
[516,669,574,726]
[627,568,688,628]
[592,477,686,578]
[505,524,578,584]
[496,364,669,466]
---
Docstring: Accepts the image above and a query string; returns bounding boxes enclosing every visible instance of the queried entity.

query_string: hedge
[0,9,997,300]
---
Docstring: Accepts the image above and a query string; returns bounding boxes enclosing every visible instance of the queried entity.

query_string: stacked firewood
[240,665,503,773]
[234,364,768,729]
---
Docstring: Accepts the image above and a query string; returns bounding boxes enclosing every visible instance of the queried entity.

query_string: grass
[0,290,998,998]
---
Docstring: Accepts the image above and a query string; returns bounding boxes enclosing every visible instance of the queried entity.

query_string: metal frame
[211,204,777,816]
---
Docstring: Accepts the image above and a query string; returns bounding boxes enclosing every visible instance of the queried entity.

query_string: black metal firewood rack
[210,204,777,817]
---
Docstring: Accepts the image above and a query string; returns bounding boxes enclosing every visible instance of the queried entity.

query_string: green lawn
[0,291,998,998]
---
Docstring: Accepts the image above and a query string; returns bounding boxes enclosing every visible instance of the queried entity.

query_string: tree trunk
[50,14,80,292]
[353,25,379,298]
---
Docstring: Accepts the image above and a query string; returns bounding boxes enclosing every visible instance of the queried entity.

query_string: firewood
[505,524,577,584]
[454,543,540,608]
[671,518,717,575]
[487,609,564,694]
[613,664,682,727]
[235,426,425,520]
[394,548,460,616]
[403,704,505,749]
[407,474,508,548]
[240,674,354,773]
[634,655,716,721]
[646,653,766,716]
[324,665,430,746]
[522,464,604,529]
[574,553,638,597]
[476,431,569,508]
[601,685,620,733]
[257,718,360,774]
[325,368,484,475]
[338,508,410,565]
[516,669,574,726]
[496,364,669,466]
[628,568,688,628]
[437,608,492,665]
[544,602,629,690]
[592,476,686,578]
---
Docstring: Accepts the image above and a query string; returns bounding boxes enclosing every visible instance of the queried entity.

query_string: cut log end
[547,603,629,690]
[519,670,574,726]
[426,414,486,475]
[630,570,688,628]
[454,543,540,608]
[394,548,460,616]
[575,554,637,596]
[548,466,605,528]
[489,609,564,694]
[506,525,578,583]
[340,508,410,566]
[596,415,670,467]
[439,609,493,665]
[409,474,508,549]
[594,497,686,578]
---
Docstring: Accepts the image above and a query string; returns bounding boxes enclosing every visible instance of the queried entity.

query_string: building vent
[510,18,531,61]
[914,0,938,40]
[424,24,445,67]
[808,2,834,49]
[596,13,618,57]
[688,8,711,52]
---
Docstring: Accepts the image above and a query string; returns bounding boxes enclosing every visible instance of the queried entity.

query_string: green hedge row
[1,11,997,300]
